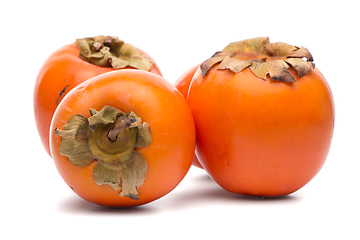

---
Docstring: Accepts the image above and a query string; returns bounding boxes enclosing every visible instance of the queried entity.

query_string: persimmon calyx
[53,105,152,200]
[201,37,315,82]
[76,35,154,71]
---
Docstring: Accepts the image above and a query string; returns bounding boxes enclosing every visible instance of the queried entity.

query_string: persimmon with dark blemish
[34,35,162,156]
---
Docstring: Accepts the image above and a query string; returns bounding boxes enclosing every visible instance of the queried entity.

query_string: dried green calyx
[76,35,154,71]
[201,37,315,82]
[53,105,152,200]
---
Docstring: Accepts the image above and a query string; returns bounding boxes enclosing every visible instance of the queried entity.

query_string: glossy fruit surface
[34,36,161,156]
[50,70,195,206]
[188,38,335,196]
[174,64,202,168]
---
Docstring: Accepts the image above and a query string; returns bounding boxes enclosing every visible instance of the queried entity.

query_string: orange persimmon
[50,70,195,206]
[34,36,161,156]
[187,37,335,196]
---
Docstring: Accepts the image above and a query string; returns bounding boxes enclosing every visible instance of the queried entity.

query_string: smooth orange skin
[50,70,195,207]
[174,64,199,99]
[188,66,335,196]
[174,64,203,168]
[34,43,162,156]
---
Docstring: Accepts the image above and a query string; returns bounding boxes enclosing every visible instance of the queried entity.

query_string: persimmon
[174,64,202,168]
[50,70,195,207]
[34,35,161,156]
[187,37,335,196]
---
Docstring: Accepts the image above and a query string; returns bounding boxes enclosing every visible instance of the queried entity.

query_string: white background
[1,0,359,239]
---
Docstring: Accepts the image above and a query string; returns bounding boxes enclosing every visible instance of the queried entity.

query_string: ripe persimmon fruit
[187,37,335,196]
[34,36,161,156]
[50,70,195,206]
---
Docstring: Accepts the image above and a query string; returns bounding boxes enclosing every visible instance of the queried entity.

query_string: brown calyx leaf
[88,105,125,129]
[93,161,122,191]
[285,58,315,78]
[288,46,314,61]
[53,105,152,200]
[92,152,147,200]
[217,55,253,74]
[266,42,298,57]
[201,37,315,82]
[75,35,154,71]
[250,59,295,82]
[223,37,269,56]
[200,52,227,77]
[118,151,147,200]
[53,115,94,167]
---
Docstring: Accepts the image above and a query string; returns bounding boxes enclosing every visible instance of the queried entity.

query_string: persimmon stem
[108,118,139,142]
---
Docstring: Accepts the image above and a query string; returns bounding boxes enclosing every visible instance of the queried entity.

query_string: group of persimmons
[34,35,334,207]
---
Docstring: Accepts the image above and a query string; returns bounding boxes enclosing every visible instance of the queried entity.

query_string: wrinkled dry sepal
[93,161,122,191]
[122,111,152,147]
[288,46,314,62]
[128,55,154,71]
[266,42,298,57]
[76,39,92,58]
[118,151,147,200]
[135,122,152,148]
[217,56,253,73]
[109,57,130,69]
[118,43,154,71]
[75,36,154,70]
[223,37,269,55]
[91,47,126,68]
[201,37,315,81]
[88,105,125,130]
[285,58,315,78]
[200,52,227,77]
[53,105,152,201]
[53,115,94,167]
[250,60,295,82]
